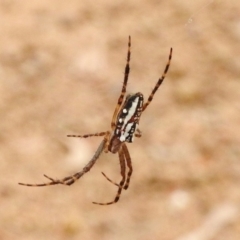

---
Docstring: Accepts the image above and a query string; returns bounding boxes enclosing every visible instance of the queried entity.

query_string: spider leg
[18,139,106,187]
[142,48,172,111]
[101,172,119,187]
[111,36,131,130]
[101,143,133,190]
[122,143,132,190]
[67,132,107,138]
[68,131,110,154]
[92,146,126,205]
[135,128,142,138]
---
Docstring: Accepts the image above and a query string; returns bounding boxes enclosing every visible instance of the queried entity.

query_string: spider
[19,36,172,205]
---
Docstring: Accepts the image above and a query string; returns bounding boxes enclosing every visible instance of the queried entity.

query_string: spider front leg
[19,139,106,187]
[101,172,119,187]
[92,146,126,205]
[122,144,132,190]
[101,143,132,190]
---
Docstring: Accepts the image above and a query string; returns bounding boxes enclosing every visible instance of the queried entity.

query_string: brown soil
[0,1,240,240]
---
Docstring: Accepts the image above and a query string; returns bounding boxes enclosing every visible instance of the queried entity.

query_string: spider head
[109,135,122,153]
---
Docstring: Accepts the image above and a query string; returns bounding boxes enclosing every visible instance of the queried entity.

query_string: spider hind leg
[111,36,131,130]
[143,48,172,111]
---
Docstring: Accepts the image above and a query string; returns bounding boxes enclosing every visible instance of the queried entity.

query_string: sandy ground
[0,0,240,239]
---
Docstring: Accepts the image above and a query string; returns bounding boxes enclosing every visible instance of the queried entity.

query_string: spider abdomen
[115,93,143,143]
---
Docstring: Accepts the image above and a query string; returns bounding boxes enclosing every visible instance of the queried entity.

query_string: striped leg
[111,36,131,129]
[122,144,132,190]
[67,132,107,138]
[92,146,126,205]
[142,48,172,111]
[100,144,132,190]
[18,139,106,187]
[67,131,111,153]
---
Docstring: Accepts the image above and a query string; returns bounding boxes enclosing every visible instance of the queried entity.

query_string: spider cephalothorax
[19,36,172,205]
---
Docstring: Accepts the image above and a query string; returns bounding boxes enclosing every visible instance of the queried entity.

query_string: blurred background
[0,0,240,239]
